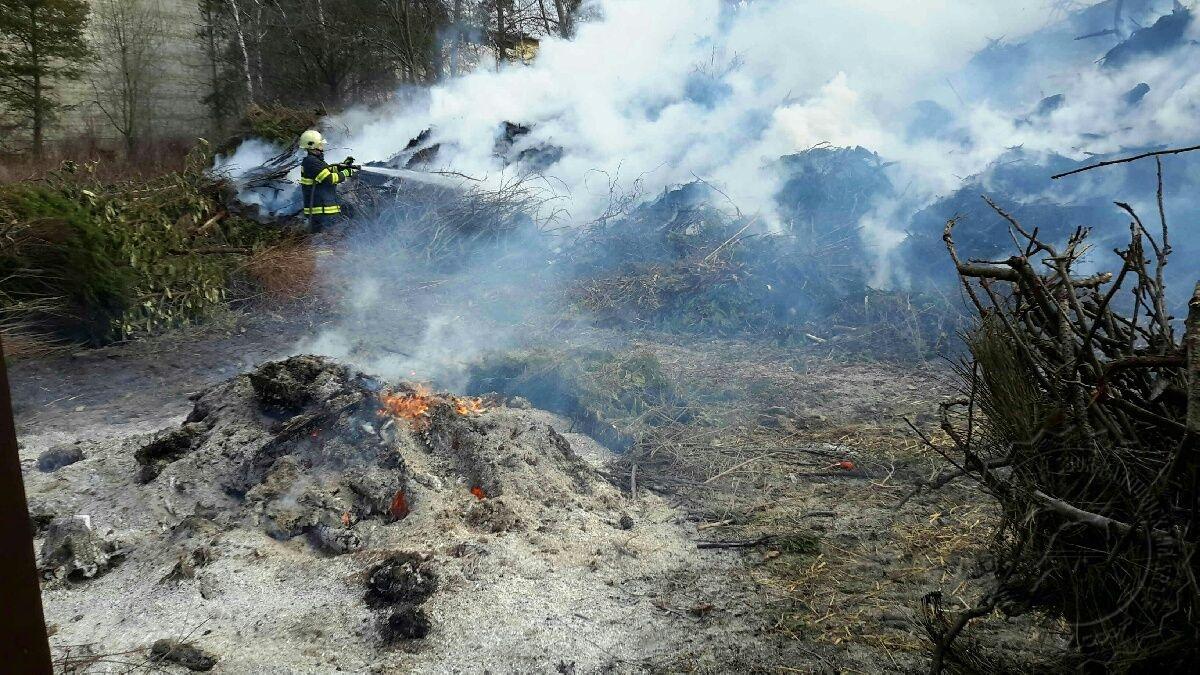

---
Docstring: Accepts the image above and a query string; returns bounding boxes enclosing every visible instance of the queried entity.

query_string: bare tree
[90,0,168,156]
[224,0,254,102]
[552,0,579,38]
[197,0,226,134]
[191,0,583,115]
[374,0,451,83]
[450,0,463,75]
[495,0,507,69]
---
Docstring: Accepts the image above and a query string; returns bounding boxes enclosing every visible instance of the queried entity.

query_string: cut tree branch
[1052,144,1200,180]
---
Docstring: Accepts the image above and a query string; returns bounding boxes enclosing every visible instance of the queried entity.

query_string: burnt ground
[13,302,1063,673]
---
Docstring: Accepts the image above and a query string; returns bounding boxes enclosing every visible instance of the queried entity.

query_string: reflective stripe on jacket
[300,152,354,217]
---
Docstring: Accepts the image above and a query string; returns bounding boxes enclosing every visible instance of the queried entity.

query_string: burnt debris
[39,516,120,582]
[150,639,218,672]
[366,553,438,643]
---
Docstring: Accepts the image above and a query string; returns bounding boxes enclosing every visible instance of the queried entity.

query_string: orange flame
[470,486,487,500]
[456,398,485,415]
[379,391,432,428]
[378,385,486,430]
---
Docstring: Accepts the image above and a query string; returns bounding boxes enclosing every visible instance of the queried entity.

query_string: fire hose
[342,163,469,190]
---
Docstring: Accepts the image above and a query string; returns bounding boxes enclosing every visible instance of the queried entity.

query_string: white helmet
[299,129,327,150]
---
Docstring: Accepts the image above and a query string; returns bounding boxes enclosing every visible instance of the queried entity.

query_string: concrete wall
[50,0,213,145]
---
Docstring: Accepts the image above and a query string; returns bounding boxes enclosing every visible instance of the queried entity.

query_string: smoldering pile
[31,354,741,669]
[132,355,604,557]
[35,354,634,654]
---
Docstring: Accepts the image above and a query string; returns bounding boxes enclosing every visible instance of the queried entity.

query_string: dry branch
[1187,282,1200,435]
[1051,143,1200,180]
[931,190,1200,671]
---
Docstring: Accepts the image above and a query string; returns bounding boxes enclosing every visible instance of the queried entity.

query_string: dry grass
[1,329,71,360]
[747,432,998,666]
[616,408,984,667]
[0,300,74,360]
[0,137,194,185]
[585,334,1060,670]
[240,239,323,303]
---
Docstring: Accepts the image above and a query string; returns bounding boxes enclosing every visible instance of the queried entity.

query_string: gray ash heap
[133,355,595,555]
[34,355,709,670]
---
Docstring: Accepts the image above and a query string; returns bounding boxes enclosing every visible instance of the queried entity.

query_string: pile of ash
[133,355,606,556]
[32,355,730,671]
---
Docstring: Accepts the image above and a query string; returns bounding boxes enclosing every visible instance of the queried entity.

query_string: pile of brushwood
[216,103,323,154]
[0,145,285,350]
[342,173,551,268]
[566,149,958,355]
[923,165,1200,671]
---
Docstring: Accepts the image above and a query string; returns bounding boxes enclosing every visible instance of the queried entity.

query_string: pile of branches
[0,148,282,348]
[924,181,1200,671]
[342,173,557,267]
[566,182,870,340]
[215,103,322,155]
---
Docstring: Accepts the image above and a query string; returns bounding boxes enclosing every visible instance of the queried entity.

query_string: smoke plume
[274,0,1200,380]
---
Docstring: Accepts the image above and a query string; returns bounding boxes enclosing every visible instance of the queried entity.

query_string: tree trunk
[201,2,223,135]
[450,0,463,76]
[28,3,43,159]
[1187,282,1200,435]
[120,31,135,157]
[495,0,505,69]
[226,0,255,103]
[553,0,572,38]
[253,1,265,97]
[403,0,416,82]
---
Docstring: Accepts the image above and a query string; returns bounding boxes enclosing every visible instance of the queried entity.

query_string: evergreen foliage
[0,0,91,156]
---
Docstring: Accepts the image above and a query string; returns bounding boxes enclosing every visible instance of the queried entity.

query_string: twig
[1051,143,1200,180]
[703,214,760,263]
[928,592,998,675]
[1032,490,1175,547]
[703,452,776,484]
[697,535,773,550]
[167,246,252,256]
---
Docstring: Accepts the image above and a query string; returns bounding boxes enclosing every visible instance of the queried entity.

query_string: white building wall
[52,0,213,144]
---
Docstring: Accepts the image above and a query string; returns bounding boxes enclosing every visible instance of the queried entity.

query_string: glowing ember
[470,486,486,500]
[389,490,410,520]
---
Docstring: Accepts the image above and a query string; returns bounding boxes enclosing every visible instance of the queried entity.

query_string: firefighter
[298,129,356,231]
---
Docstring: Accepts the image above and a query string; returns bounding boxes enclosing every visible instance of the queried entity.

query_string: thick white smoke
[335,1,1065,226]
[210,139,301,217]
[328,1,1198,276]
[289,0,1199,381]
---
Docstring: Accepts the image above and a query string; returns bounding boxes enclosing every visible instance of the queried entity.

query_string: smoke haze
[247,0,1200,381]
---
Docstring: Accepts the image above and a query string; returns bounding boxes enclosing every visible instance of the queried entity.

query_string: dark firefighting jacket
[299,152,354,217]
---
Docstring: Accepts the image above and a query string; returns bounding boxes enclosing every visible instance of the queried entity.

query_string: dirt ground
[13,302,1056,673]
